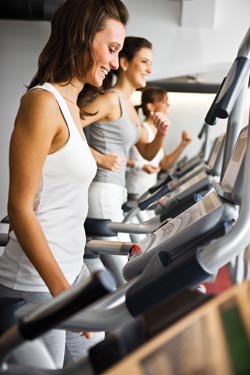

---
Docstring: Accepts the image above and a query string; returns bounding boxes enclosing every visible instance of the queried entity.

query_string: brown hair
[103,36,152,89]
[27,0,129,117]
[140,86,167,117]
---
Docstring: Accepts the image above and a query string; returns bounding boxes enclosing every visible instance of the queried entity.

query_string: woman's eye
[109,47,115,54]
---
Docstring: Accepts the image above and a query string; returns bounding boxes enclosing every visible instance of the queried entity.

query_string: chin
[141,81,147,88]
[97,76,107,87]
[86,74,103,87]
[95,81,103,87]
[88,81,102,88]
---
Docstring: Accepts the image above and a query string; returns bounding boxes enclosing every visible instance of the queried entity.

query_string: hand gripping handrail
[0,270,115,363]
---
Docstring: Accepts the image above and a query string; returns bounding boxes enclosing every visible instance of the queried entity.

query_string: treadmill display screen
[207,134,224,169]
[221,127,247,193]
[130,192,223,259]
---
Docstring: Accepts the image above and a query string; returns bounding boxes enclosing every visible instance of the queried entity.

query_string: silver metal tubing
[59,278,138,332]
[86,240,132,255]
[60,301,133,332]
[108,217,162,234]
[0,326,24,364]
[238,27,250,59]
[90,278,137,309]
[122,205,141,223]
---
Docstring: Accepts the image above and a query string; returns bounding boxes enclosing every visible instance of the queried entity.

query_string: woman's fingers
[151,111,170,135]
[78,331,93,339]
[102,154,124,171]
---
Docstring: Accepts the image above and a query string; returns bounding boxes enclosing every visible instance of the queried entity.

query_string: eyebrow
[142,57,152,63]
[111,42,122,48]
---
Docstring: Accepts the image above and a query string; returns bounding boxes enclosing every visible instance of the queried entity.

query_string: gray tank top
[89,90,140,187]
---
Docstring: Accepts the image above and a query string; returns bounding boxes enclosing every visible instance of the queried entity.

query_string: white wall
[0,20,50,218]
[166,92,227,158]
[0,0,250,219]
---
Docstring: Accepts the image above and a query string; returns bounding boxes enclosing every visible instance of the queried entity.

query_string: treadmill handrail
[122,174,173,223]
[214,27,250,119]
[204,77,226,125]
[138,183,172,211]
[199,118,250,272]
[0,270,115,360]
[108,217,162,234]
[214,57,250,118]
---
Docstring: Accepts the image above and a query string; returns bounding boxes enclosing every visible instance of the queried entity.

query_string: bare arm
[127,158,160,174]
[127,159,134,168]
[8,91,70,297]
[90,147,123,172]
[81,91,121,127]
[160,130,192,170]
[136,111,169,161]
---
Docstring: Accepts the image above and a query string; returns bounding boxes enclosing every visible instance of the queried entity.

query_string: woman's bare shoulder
[82,90,120,125]
[16,88,61,135]
[88,90,120,108]
[20,87,57,109]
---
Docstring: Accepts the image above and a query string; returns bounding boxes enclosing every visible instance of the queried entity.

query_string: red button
[130,243,141,255]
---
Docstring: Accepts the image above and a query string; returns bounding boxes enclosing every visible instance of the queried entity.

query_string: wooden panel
[103,281,250,375]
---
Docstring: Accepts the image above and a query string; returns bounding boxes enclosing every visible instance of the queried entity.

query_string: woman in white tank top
[0,0,128,368]
[126,86,192,198]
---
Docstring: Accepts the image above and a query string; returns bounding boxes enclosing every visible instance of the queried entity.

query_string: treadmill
[122,132,225,224]
[123,126,246,281]
[84,132,225,243]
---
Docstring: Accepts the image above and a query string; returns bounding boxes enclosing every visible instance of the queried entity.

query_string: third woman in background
[126,86,192,200]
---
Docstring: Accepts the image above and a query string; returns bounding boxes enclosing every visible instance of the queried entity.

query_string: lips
[100,67,109,77]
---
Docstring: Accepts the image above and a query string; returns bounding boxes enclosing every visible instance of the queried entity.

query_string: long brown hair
[27,0,129,117]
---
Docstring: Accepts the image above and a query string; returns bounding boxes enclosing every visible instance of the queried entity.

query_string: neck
[53,80,83,106]
[63,96,78,107]
[113,82,135,101]
[145,117,153,125]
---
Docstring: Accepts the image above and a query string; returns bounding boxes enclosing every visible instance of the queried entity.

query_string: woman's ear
[146,102,154,112]
[119,56,129,72]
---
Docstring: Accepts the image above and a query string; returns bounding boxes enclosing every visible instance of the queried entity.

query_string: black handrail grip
[204,77,226,125]
[214,57,250,119]
[138,184,171,211]
[19,270,115,340]
[125,249,213,317]
[147,174,173,194]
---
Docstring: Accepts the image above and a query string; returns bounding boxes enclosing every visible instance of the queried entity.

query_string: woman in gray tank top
[81,37,170,286]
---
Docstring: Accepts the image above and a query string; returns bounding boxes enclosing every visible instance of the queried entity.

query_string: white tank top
[0,83,97,292]
[126,121,164,195]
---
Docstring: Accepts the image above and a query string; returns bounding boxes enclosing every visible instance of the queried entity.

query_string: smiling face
[124,47,153,90]
[86,19,125,87]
